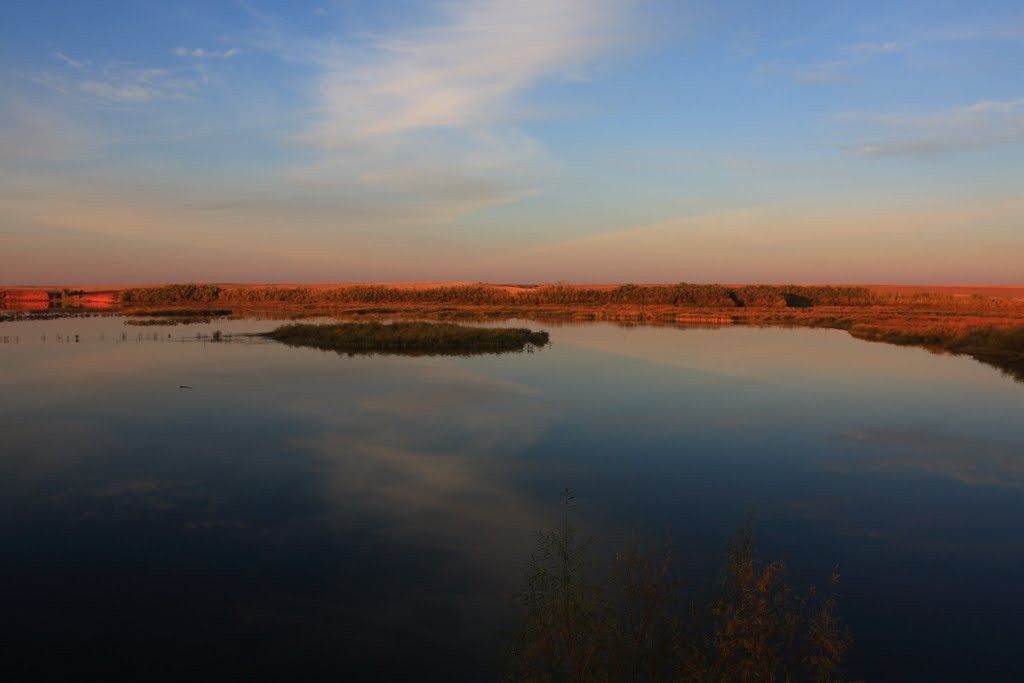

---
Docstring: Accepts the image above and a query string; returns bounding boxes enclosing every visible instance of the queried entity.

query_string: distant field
[867,284,1024,300]
[4,281,1024,320]
[4,281,1023,296]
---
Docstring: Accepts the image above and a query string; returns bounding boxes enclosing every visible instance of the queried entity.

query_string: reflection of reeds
[263,321,549,356]
[850,324,1024,381]
[510,490,850,681]
[122,308,233,327]
[129,308,233,317]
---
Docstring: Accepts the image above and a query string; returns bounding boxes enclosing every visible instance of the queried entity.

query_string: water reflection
[0,317,1022,680]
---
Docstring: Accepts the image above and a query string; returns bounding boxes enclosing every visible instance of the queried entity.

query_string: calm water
[2,315,1023,680]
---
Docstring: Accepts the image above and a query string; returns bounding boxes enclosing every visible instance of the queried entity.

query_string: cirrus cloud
[287,0,643,216]
[839,98,1024,157]
[171,46,240,59]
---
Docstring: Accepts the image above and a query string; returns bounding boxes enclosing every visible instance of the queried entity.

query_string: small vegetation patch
[263,321,549,356]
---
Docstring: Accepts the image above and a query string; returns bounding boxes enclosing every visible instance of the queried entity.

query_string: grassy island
[263,321,549,356]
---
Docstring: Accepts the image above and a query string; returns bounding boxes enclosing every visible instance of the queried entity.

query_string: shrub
[510,491,850,682]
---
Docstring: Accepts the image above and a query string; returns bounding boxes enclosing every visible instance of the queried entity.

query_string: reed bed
[117,282,1024,311]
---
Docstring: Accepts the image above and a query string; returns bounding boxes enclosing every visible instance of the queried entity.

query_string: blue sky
[1,0,1022,283]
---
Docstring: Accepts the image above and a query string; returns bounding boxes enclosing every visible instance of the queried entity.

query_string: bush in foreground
[510,491,850,682]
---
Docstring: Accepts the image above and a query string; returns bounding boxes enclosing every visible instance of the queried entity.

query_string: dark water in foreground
[1,316,1023,681]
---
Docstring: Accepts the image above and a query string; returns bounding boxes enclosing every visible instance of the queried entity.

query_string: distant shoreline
[3,281,1023,380]
[2,282,1024,307]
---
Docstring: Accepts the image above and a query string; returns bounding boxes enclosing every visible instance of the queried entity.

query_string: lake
[2,315,1023,680]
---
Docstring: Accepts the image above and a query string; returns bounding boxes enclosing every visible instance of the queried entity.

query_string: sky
[1,0,1022,284]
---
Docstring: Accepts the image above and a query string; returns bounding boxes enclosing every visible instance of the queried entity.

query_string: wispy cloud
[32,53,206,103]
[922,24,1024,42]
[845,40,906,56]
[171,46,240,59]
[793,59,852,85]
[838,98,1024,157]
[768,19,1021,86]
[789,40,907,84]
[54,51,88,70]
[79,67,201,103]
[306,0,636,143]
[757,37,910,85]
[274,0,644,218]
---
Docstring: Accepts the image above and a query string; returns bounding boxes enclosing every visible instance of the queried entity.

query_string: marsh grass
[263,321,549,356]
[119,284,222,305]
